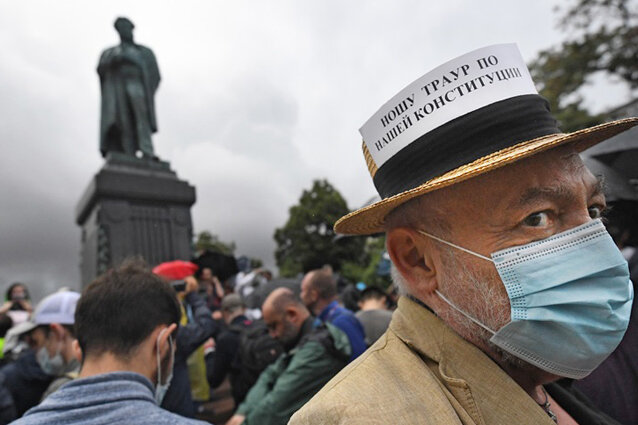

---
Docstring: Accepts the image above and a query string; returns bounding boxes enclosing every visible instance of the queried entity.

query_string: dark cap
[221,294,244,311]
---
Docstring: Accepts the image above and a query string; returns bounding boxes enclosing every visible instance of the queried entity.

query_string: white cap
[2,290,80,355]
[32,290,81,325]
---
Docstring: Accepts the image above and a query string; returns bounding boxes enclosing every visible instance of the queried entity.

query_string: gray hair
[385,192,452,297]
[390,263,410,296]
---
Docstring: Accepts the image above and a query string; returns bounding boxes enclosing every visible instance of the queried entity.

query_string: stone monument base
[75,154,196,286]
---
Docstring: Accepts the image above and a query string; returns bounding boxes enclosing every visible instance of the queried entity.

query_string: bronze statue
[97,17,160,159]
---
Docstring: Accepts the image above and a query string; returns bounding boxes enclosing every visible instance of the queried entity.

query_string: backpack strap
[300,323,350,362]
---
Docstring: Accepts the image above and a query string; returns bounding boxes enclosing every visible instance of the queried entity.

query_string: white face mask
[154,329,175,405]
[419,219,633,379]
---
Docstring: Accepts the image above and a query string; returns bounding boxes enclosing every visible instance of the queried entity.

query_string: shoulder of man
[356,309,393,319]
[290,328,459,425]
[297,323,351,360]
[16,394,210,425]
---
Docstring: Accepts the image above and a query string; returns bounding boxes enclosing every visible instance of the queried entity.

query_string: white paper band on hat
[360,43,538,169]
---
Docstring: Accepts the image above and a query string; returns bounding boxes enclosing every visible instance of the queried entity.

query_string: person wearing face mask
[0,283,33,326]
[0,289,81,420]
[24,290,81,401]
[291,44,636,425]
[13,260,208,425]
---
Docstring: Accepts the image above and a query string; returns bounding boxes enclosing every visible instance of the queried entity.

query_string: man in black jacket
[207,294,283,407]
[206,295,249,401]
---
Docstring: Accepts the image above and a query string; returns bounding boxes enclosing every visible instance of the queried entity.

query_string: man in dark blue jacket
[300,268,366,360]
[0,350,51,421]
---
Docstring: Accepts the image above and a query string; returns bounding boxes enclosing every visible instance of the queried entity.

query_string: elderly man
[291,44,636,424]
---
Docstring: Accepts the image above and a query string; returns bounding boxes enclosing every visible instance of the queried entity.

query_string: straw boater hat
[335,44,638,235]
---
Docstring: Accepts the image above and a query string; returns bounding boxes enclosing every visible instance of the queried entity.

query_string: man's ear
[386,227,438,297]
[72,339,82,362]
[284,306,300,325]
[310,288,319,303]
[49,323,66,339]
[154,323,178,356]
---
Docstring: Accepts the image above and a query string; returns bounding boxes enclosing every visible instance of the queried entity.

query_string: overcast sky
[1,1,633,301]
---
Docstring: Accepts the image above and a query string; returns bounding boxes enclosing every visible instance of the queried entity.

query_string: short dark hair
[36,324,75,338]
[308,269,337,300]
[359,287,387,302]
[75,259,180,360]
[5,282,30,302]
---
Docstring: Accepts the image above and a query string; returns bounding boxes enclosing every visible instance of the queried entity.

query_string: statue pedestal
[75,155,196,286]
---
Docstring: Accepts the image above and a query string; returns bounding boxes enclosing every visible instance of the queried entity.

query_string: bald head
[263,288,307,317]
[263,288,310,350]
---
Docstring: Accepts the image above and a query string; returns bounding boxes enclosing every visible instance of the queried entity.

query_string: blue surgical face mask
[419,219,633,379]
[36,345,65,376]
[154,329,175,405]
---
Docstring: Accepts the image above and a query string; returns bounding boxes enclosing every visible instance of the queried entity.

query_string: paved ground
[196,378,235,424]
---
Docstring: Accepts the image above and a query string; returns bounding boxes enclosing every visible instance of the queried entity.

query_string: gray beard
[436,245,531,371]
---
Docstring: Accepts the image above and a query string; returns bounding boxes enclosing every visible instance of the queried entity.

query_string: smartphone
[171,280,186,292]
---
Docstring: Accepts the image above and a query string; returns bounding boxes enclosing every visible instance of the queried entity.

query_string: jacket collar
[390,296,555,425]
[288,317,316,355]
[230,314,249,326]
[318,300,340,322]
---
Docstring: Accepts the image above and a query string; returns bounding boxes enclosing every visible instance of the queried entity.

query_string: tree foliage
[194,231,236,256]
[274,179,367,278]
[341,235,392,289]
[528,0,637,131]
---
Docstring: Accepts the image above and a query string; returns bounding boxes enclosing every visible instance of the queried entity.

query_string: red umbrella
[152,260,199,280]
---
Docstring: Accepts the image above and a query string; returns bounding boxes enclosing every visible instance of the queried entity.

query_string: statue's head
[114,17,134,43]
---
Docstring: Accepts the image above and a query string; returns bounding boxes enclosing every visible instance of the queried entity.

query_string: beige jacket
[289,297,556,425]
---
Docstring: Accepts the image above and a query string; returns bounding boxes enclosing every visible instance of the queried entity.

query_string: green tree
[341,235,392,289]
[528,0,637,131]
[194,231,236,256]
[274,179,367,278]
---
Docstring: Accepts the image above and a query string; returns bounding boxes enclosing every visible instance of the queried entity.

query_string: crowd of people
[2,43,638,425]
[0,261,396,425]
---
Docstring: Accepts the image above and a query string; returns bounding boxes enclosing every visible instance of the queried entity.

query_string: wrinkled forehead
[426,146,595,217]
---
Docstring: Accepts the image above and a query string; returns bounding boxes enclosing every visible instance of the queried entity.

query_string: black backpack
[230,319,284,404]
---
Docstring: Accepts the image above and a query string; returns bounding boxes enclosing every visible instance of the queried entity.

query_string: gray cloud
[4,0,625,302]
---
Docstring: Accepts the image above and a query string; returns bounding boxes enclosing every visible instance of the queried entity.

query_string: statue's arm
[96,49,112,78]
[140,46,161,91]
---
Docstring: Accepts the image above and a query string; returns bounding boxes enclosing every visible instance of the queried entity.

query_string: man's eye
[588,206,605,219]
[523,211,549,227]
